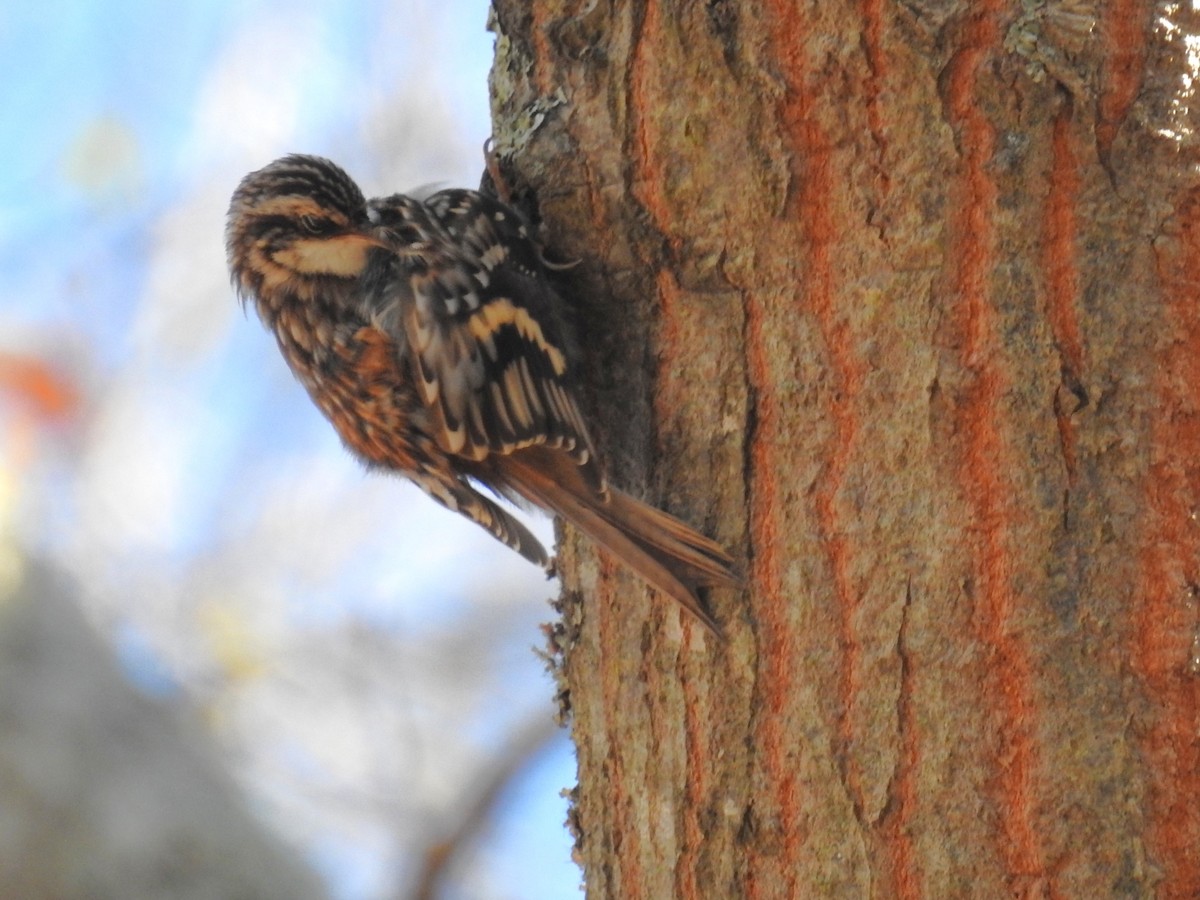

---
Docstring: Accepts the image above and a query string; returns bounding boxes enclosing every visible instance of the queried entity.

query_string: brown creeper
[226,154,736,634]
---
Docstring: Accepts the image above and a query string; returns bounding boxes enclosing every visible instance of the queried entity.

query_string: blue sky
[0,3,578,897]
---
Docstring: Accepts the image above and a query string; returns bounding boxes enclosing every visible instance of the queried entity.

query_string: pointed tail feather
[499,455,737,636]
[432,476,553,573]
[605,487,740,590]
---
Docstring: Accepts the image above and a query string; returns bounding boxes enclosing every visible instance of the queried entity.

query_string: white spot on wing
[481,244,506,269]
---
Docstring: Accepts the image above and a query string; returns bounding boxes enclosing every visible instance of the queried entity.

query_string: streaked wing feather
[411,458,552,572]
[389,190,602,490]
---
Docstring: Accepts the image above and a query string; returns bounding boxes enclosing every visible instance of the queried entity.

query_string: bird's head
[226,155,387,306]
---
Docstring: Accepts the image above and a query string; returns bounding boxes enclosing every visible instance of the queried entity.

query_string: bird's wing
[372,190,605,494]
[411,454,554,573]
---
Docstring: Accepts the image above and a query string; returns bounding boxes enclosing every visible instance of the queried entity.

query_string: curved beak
[348,230,393,251]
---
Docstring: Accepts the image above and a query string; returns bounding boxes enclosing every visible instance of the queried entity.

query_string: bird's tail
[499,450,738,636]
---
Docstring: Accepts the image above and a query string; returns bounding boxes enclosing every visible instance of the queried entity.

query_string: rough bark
[489,2,1199,897]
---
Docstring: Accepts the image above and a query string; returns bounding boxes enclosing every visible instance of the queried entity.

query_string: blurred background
[0,2,577,897]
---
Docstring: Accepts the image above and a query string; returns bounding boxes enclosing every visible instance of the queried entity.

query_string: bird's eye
[299,215,326,235]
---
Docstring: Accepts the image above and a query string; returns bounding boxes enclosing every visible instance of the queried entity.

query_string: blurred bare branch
[409,714,563,900]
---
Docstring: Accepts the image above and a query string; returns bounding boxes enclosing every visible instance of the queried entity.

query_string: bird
[226,153,737,635]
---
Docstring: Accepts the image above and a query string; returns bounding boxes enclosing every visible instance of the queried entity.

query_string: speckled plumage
[226,154,736,634]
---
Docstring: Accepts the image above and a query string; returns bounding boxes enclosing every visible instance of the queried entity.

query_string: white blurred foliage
[136,183,237,363]
[77,378,196,552]
[191,9,333,167]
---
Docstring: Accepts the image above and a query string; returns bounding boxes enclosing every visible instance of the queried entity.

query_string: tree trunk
[489,2,1199,896]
